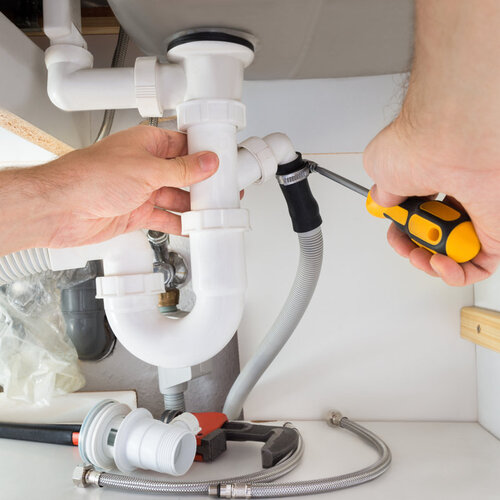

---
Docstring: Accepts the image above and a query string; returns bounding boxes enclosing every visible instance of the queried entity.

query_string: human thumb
[155,151,219,188]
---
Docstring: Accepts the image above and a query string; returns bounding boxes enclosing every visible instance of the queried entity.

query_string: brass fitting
[159,288,180,308]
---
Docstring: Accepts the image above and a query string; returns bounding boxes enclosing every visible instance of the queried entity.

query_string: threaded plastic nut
[164,392,186,412]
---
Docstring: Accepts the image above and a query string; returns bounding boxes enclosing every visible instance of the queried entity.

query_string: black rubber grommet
[167,32,254,52]
[276,153,304,176]
[277,153,322,233]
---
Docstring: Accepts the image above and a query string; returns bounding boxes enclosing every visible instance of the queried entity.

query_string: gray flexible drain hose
[84,416,391,498]
[223,227,323,420]
[0,248,51,284]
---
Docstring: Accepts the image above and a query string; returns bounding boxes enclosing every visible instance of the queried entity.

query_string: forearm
[0,167,59,255]
[364,0,500,285]
[405,0,500,159]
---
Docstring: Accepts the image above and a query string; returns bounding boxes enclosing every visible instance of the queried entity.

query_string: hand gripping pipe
[0,132,299,369]
[0,36,297,369]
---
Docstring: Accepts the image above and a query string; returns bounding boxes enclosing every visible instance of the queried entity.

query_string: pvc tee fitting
[79,400,197,476]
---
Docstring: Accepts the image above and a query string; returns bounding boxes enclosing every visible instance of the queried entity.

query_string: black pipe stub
[166,28,256,53]
[276,153,322,233]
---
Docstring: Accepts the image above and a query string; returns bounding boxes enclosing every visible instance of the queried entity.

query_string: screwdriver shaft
[313,165,369,197]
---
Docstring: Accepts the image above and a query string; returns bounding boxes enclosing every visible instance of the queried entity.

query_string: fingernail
[430,260,442,276]
[198,152,218,172]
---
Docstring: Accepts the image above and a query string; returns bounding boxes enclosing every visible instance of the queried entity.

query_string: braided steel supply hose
[78,415,391,497]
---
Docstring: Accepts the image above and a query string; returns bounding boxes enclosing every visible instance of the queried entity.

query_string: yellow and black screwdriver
[310,163,481,263]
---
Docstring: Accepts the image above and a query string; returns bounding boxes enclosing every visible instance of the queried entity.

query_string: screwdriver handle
[366,192,481,263]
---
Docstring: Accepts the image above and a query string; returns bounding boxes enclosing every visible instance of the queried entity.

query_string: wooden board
[461,306,500,353]
[0,109,74,156]
[23,8,120,37]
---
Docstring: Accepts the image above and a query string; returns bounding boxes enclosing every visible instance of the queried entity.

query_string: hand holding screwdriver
[358,0,500,286]
[312,165,480,264]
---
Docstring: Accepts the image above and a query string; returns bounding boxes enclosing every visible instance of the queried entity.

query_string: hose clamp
[276,160,318,186]
[276,166,309,186]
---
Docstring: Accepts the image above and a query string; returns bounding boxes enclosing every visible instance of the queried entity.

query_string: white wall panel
[238,153,475,421]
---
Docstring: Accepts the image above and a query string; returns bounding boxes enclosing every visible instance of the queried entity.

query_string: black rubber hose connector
[277,153,322,233]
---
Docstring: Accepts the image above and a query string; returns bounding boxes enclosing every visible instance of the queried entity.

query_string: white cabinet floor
[1,421,499,500]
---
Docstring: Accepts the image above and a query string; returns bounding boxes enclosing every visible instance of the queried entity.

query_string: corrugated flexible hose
[0,248,51,284]
[223,227,324,420]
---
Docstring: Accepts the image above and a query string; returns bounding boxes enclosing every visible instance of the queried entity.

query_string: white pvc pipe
[44,45,186,113]
[237,133,297,191]
[263,133,297,165]
[48,229,246,368]
[48,64,185,112]
[237,148,262,191]
[189,122,241,210]
[47,66,136,111]
[38,33,256,368]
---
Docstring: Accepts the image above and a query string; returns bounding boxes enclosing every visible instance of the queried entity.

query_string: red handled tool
[162,411,300,468]
[196,413,300,468]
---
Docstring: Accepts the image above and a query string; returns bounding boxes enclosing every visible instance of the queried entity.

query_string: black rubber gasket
[167,31,255,52]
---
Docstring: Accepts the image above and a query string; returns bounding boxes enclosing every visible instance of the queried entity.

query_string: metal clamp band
[276,161,317,186]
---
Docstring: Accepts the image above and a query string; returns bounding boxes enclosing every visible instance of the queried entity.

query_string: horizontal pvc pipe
[47,66,136,111]
[45,47,186,112]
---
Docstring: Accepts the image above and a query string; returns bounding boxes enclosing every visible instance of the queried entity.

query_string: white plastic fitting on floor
[79,400,197,476]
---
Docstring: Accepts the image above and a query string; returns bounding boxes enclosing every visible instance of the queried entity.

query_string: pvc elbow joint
[237,133,297,190]
[45,44,94,111]
[44,45,186,115]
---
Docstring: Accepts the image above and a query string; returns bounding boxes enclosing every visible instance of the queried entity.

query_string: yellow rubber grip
[366,191,481,263]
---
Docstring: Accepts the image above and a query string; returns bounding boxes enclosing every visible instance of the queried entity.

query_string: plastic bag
[0,271,85,406]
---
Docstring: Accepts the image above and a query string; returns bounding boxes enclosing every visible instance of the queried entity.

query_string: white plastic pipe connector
[237,133,298,190]
[43,0,186,116]
[43,0,86,47]
[263,133,297,165]
[79,400,196,476]
[114,408,196,475]
[44,45,186,114]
